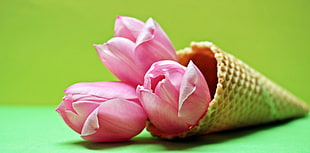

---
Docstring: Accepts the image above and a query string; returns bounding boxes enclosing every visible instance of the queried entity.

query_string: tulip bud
[95,17,178,86]
[56,81,147,142]
[137,60,211,133]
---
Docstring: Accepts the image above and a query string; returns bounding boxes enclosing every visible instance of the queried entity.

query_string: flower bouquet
[56,16,309,142]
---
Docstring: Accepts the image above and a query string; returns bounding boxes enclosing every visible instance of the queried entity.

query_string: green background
[1,0,309,152]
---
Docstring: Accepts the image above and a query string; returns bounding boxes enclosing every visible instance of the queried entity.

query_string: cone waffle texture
[147,41,309,139]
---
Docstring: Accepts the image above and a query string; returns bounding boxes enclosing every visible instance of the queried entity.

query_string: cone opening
[177,43,218,99]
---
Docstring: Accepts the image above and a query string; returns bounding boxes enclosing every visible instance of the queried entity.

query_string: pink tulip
[56,81,147,142]
[137,60,211,133]
[94,16,178,86]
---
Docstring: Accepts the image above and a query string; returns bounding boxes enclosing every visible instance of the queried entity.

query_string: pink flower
[56,81,147,142]
[94,16,178,86]
[137,60,211,133]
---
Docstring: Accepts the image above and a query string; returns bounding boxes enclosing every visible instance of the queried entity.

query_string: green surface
[1,106,310,153]
[0,0,309,106]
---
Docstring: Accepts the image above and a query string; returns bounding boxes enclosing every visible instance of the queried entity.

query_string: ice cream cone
[146,41,309,139]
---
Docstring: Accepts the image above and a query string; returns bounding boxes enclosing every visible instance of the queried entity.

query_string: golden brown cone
[147,41,309,139]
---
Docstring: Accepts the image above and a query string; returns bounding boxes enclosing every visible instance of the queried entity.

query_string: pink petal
[65,81,137,101]
[154,78,178,109]
[178,61,199,111]
[135,18,178,72]
[56,100,100,134]
[114,16,145,42]
[70,94,107,103]
[178,61,211,125]
[94,37,144,86]
[143,60,186,90]
[80,105,100,136]
[137,86,188,133]
[81,99,147,142]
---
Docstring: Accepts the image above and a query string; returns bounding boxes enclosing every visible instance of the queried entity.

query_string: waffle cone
[147,41,309,139]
